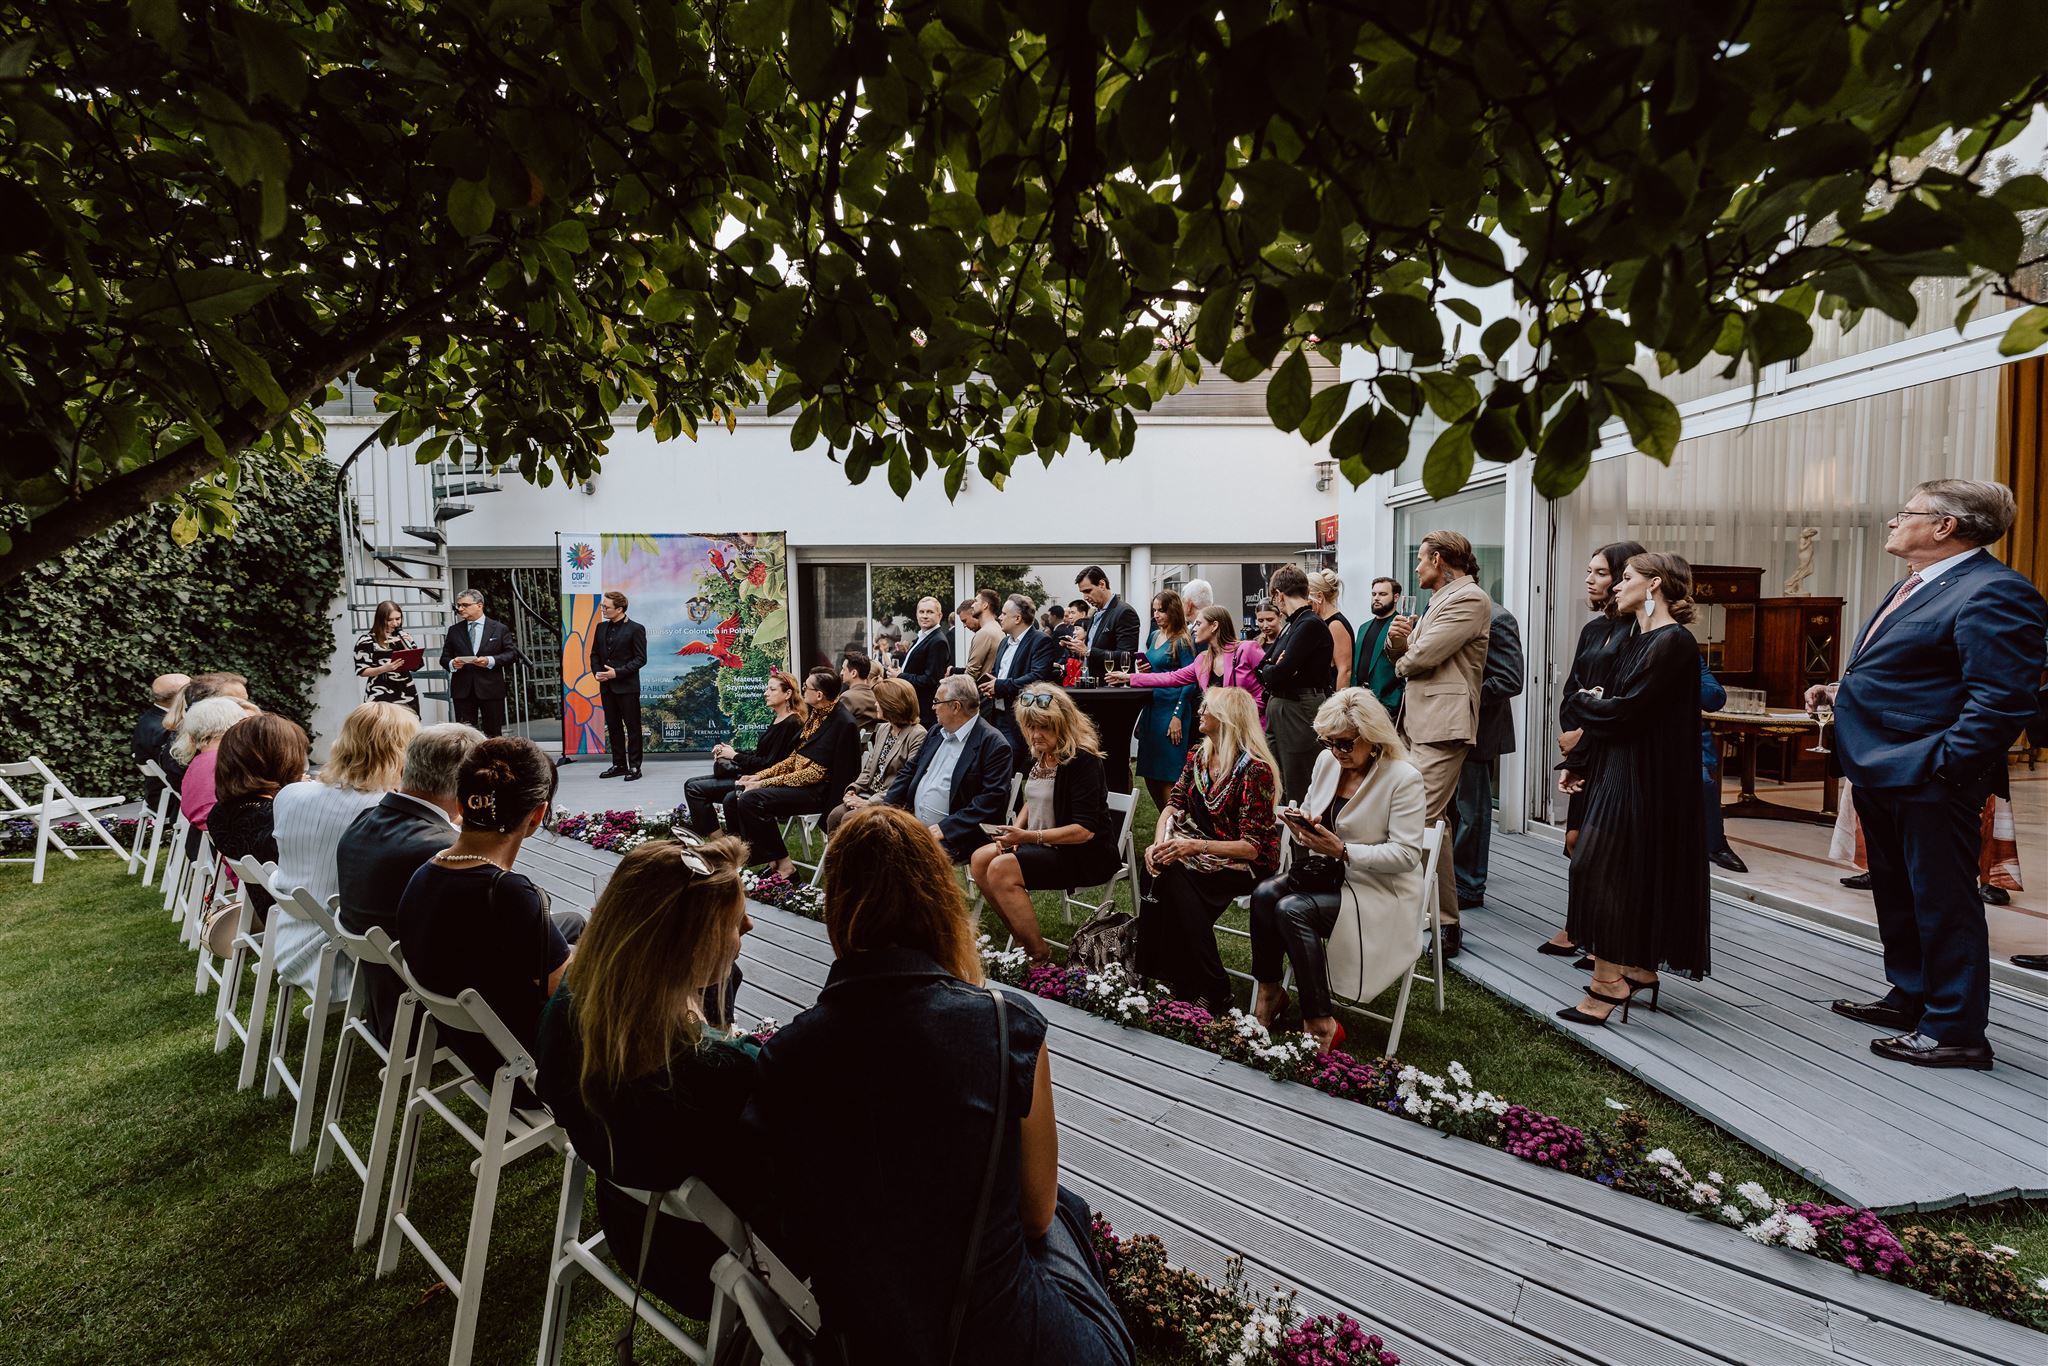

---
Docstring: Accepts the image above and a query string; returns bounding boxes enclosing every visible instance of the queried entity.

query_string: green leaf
[1421,422,1474,500]
[1266,349,1312,432]
[122,268,280,324]
[1298,381,1354,444]
[1605,381,1682,463]
[1220,338,1267,384]
[1533,393,1593,498]
[1998,306,2048,358]
[204,327,290,411]
[448,179,495,237]
[1195,288,1236,362]
[1745,301,1812,366]
[542,220,590,254]
[233,12,308,108]
[1480,317,1520,363]
[131,0,178,47]
[1373,293,1443,360]
[1418,371,1479,422]
[789,403,821,450]
[728,0,793,48]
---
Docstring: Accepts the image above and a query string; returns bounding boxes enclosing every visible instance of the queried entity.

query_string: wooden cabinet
[1692,566,1842,783]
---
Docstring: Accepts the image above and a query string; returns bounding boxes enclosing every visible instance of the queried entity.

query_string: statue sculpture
[1782,527,1821,596]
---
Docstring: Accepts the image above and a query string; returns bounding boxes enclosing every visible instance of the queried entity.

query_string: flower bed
[2,817,140,857]
[542,805,2048,1332]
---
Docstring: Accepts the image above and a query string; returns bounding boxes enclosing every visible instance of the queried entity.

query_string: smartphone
[979,822,1009,837]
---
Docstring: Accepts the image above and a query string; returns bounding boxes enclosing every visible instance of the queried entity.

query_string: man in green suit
[1353,575,1406,716]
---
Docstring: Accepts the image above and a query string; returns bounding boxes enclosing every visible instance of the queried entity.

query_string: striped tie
[1858,573,1922,651]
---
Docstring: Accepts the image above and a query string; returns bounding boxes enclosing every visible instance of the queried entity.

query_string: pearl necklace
[434,852,508,872]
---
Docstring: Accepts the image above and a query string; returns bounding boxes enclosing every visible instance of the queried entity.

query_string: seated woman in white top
[1248,688,1426,1052]
[271,702,420,993]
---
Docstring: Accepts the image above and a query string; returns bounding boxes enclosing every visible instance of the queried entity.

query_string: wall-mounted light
[1314,459,1336,492]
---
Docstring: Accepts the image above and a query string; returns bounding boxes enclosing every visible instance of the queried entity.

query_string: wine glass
[1808,703,1834,754]
[1397,593,1417,619]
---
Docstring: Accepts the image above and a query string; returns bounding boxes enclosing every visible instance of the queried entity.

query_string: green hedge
[0,462,343,798]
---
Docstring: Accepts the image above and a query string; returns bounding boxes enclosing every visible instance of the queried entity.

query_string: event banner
[559,532,793,755]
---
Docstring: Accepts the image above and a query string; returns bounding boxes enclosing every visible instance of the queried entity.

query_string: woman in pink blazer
[1111,606,1267,720]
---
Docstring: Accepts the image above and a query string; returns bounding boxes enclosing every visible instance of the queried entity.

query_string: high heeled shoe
[1557,980,1632,1026]
[1317,1022,1348,1054]
[1622,974,1661,1013]
[1536,940,1582,957]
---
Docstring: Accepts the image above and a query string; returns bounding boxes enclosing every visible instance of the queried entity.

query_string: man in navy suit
[1065,565,1143,673]
[887,674,1014,863]
[978,593,1061,772]
[440,589,527,737]
[1812,480,2047,1069]
[896,595,953,726]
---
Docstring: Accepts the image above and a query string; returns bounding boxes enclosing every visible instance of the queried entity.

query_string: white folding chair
[322,927,475,1249]
[162,811,193,916]
[259,885,349,1152]
[215,855,282,1088]
[1059,789,1139,926]
[536,1162,818,1366]
[377,960,564,1366]
[781,810,826,883]
[1339,819,1449,1055]
[707,1250,822,1366]
[0,757,128,884]
[134,762,174,886]
[179,834,228,986]
[964,773,1027,916]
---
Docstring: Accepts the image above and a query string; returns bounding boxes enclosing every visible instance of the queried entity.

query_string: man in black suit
[897,595,953,726]
[1453,602,1523,909]
[336,722,484,1044]
[887,675,1014,863]
[440,588,527,737]
[979,593,1061,772]
[132,672,189,813]
[590,590,648,780]
[1066,566,1142,673]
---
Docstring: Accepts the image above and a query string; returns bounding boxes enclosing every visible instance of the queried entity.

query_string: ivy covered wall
[0,463,344,798]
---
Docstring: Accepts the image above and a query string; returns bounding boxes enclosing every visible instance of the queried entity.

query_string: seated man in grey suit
[336,722,484,1044]
[886,674,1013,864]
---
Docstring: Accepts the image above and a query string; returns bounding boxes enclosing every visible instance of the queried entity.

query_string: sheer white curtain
[1538,366,2001,819]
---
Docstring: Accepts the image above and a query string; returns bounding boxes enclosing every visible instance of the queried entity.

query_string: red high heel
[1319,1022,1347,1054]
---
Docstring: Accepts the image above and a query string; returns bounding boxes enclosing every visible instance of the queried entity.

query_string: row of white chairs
[0,756,134,884]
[151,831,818,1364]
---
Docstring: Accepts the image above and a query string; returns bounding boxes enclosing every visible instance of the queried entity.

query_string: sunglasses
[1320,735,1359,755]
[1017,692,1057,710]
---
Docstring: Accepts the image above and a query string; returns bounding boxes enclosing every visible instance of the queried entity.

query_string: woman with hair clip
[396,736,580,1091]
[536,833,758,1319]
[1248,688,1426,1053]
[1306,568,1355,690]
[971,684,1119,964]
[744,805,1135,1365]
[1557,552,1710,1026]
[1136,687,1282,1013]
[1536,539,1648,956]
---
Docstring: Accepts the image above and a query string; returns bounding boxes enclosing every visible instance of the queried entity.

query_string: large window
[1391,484,1508,608]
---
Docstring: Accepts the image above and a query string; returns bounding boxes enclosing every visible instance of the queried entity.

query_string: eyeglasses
[1320,734,1358,754]
[1889,509,1948,522]
[1017,692,1056,710]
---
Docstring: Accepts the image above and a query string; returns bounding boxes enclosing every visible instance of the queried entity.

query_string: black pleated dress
[1559,614,1638,831]
[1563,624,1710,976]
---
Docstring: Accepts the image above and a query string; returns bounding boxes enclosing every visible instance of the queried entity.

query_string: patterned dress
[354,630,421,712]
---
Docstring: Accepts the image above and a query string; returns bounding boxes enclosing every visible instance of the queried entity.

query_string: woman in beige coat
[1249,688,1427,1051]
[825,678,927,833]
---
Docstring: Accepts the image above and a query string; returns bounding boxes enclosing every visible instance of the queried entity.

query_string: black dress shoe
[1458,894,1485,910]
[623,769,643,782]
[598,765,628,779]
[1441,924,1462,959]
[1709,849,1748,874]
[2011,954,2048,972]
[1870,1032,1993,1070]
[1840,872,1873,890]
[1831,998,1918,1031]
[1980,884,2010,906]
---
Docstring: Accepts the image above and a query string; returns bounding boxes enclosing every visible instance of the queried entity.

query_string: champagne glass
[1809,703,1834,754]
[1397,593,1417,619]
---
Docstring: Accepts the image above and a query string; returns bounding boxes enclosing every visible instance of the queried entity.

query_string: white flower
[1781,1214,1818,1252]
[1691,1182,1720,1205]
[1737,1181,1774,1211]
[1447,1060,1473,1088]
[1646,1148,1677,1167]
[2034,1274,2048,1293]
[1706,1171,1724,1184]
[754,1016,779,1032]
[1718,1205,1746,1225]
[1604,1097,1629,1110]
[1989,1244,2019,1259]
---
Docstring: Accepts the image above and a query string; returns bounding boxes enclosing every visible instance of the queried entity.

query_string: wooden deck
[1461,833,2048,1215]
[525,831,2048,1366]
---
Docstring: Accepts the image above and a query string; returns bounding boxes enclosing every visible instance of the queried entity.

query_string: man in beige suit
[1387,529,1492,957]
[961,588,1005,680]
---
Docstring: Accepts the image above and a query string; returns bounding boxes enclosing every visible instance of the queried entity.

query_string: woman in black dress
[354,599,421,712]
[1307,568,1355,690]
[1558,552,1709,1025]
[681,672,805,834]
[209,713,310,931]
[1537,540,1645,955]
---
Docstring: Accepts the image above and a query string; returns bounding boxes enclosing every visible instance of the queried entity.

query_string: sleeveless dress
[1133,631,1196,783]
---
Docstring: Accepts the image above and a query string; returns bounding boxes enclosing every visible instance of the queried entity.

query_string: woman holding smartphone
[969,684,1118,963]
[1248,688,1427,1052]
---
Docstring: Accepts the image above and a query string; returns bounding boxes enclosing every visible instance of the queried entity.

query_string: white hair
[1179,579,1215,611]
[173,696,259,763]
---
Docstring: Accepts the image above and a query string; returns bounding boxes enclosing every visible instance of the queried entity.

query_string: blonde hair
[1312,687,1407,763]
[823,805,982,983]
[567,835,751,1108]
[1197,687,1278,802]
[1305,568,1343,605]
[172,696,259,763]
[321,701,418,791]
[1014,684,1102,765]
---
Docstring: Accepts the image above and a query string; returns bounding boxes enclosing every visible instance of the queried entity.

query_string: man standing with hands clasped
[1386,531,1492,959]
[591,590,647,781]
[440,589,527,739]
[1812,480,2045,1070]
